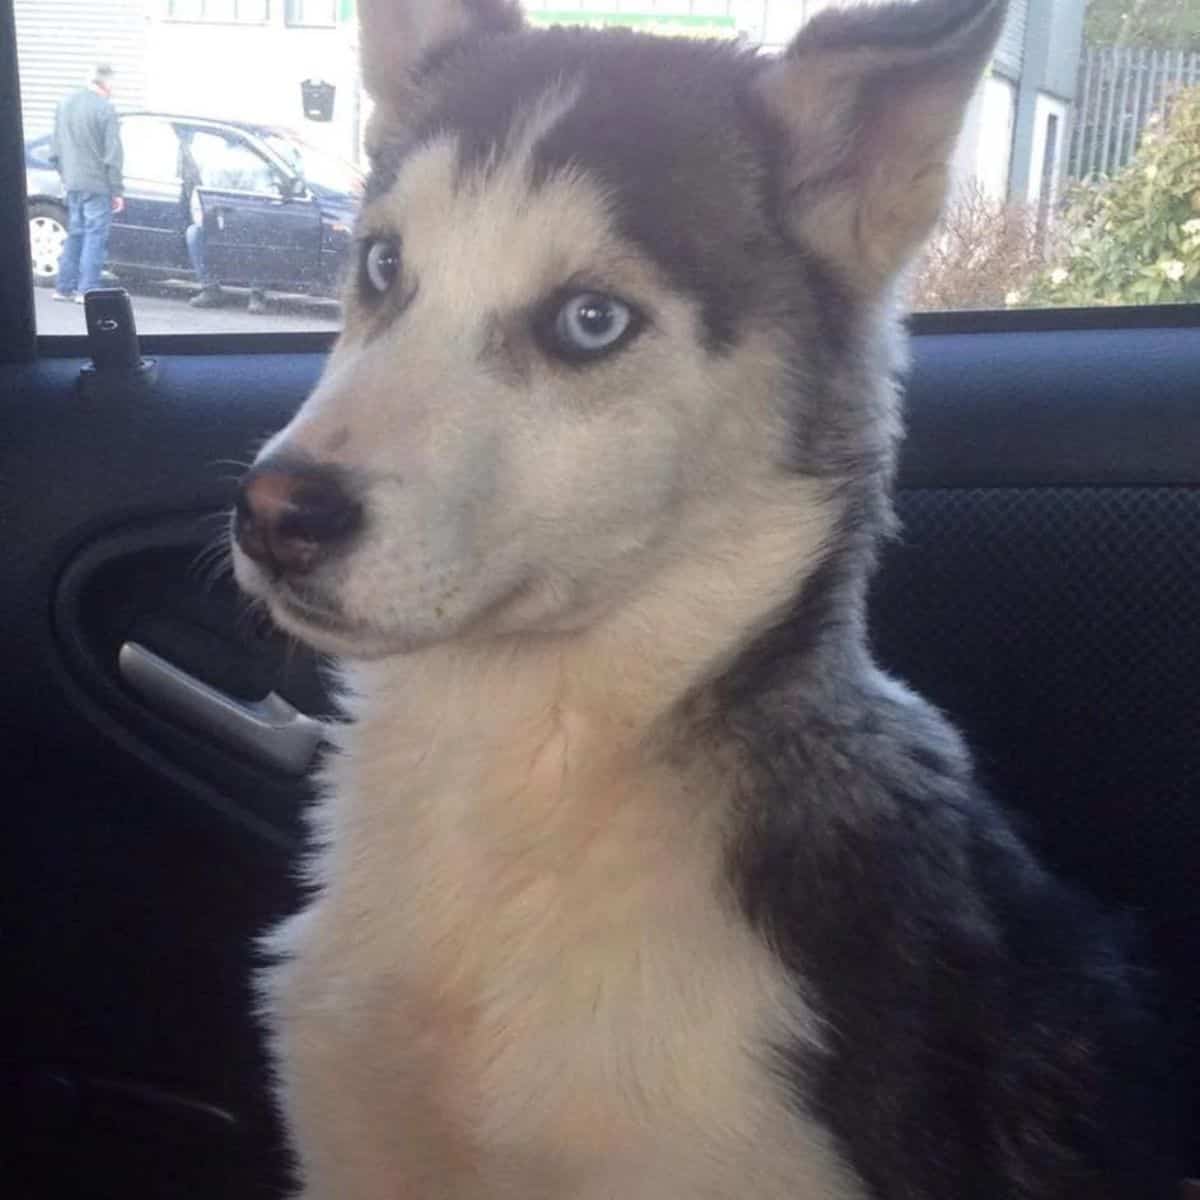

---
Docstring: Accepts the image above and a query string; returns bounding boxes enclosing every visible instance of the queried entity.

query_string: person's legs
[55,191,85,297]
[187,223,226,307]
[77,193,114,295]
[186,223,212,285]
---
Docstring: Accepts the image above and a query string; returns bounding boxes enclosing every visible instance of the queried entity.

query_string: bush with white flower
[1024,84,1200,307]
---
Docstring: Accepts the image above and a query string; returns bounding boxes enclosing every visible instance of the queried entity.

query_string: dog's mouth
[236,555,437,659]
[270,589,427,660]
[272,583,360,638]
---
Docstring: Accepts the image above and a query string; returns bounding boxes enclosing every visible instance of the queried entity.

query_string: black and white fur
[231,1,1176,1196]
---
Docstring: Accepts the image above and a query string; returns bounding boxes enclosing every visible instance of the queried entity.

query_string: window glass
[168,0,270,22]
[189,131,277,194]
[15,0,1200,337]
[121,118,182,183]
[25,135,55,170]
[910,2,1200,312]
[285,0,337,28]
[261,133,364,195]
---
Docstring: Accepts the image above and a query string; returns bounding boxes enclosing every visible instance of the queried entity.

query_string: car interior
[2,1,1196,1196]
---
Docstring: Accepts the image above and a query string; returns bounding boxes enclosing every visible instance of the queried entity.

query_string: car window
[285,0,337,28]
[188,130,277,195]
[260,133,363,196]
[25,134,54,170]
[13,0,1200,338]
[121,117,182,184]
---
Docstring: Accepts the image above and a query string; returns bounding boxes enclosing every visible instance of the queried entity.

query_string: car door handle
[118,641,326,775]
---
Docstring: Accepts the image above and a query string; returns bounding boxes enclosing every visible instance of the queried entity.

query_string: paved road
[35,279,342,337]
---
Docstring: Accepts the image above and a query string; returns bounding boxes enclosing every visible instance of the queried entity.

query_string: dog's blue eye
[552,293,636,359]
[363,239,400,295]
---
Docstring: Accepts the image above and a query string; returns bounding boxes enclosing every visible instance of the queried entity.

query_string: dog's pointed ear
[358,0,524,103]
[756,0,1006,293]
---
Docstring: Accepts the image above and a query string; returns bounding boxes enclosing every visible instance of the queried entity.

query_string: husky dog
[232,1,1174,1196]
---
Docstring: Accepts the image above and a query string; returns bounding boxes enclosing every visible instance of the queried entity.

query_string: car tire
[28,200,68,287]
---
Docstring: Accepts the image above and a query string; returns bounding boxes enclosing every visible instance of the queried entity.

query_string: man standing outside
[49,64,125,303]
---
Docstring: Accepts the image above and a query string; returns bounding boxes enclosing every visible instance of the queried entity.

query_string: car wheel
[28,201,68,286]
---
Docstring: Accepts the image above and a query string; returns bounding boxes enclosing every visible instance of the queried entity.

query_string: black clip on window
[79,288,157,399]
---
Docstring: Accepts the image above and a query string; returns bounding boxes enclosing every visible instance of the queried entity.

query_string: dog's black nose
[235,461,362,576]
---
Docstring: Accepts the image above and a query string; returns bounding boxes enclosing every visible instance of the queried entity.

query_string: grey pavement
[35,279,342,337]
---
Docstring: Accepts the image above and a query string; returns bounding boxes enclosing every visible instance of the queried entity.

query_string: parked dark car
[25,113,363,295]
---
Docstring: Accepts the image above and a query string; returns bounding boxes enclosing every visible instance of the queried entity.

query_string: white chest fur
[259,652,861,1200]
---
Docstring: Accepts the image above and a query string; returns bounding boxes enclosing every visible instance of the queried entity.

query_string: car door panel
[107,117,187,273]
[1,352,322,1197]
[55,518,332,815]
[108,174,187,272]
[197,187,324,288]
[3,325,1198,1199]
[0,351,328,828]
[188,129,322,289]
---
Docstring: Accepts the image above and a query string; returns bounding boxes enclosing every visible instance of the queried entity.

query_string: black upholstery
[871,485,1200,1170]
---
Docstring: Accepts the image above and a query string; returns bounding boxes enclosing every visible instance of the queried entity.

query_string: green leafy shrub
[1021,84,1200,307]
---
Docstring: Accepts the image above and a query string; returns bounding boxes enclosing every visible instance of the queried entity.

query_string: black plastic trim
[52,513,303,850]
[900,326,1200,489]
[911,302,1200,336]
[0,0,35,364]
[6,324,1200,494]
[38,329,340,358]
[28,303,1200,362]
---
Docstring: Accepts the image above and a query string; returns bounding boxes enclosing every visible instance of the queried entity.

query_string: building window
[285,0,338,27]
[167,0,271,22]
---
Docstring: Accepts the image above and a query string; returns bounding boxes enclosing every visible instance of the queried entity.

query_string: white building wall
[142,3,361,161]
[955,73,1017,205]
[1026,93,1068,209]
[749,0,823,50]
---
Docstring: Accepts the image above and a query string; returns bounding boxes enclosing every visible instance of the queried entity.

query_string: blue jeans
[57,191,113,296]
[186,222,213,287]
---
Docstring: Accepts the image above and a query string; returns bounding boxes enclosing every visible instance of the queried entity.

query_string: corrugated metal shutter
[14,0,148,138]
[994,0,1026,81]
